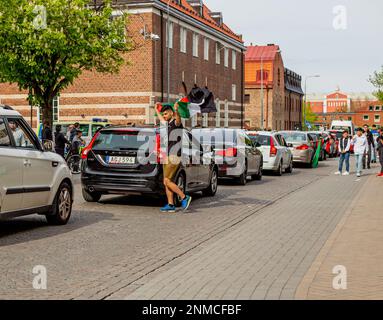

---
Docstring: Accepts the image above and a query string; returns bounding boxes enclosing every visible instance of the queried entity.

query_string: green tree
[0,0,133,126]
[303,102,318,130]
[369,66,383,102]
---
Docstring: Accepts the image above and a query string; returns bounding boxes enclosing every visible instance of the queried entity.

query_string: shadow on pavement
[0,210,114,246]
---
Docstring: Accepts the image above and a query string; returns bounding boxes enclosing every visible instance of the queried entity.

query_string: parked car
[81,125,219,206]
[0,105,73,224]
[279,131,316,167]
[247,131,293,175]
[308,131,327,161]
[192,128,263,185]
[328,130,344,157]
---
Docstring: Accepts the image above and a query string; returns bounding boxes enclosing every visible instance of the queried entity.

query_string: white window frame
[224,48,229,68]
[193,33,199,57]
[204,38,209,61]
[215,99,220,127]
[232,84,237,101]
[180,27,187,53]
[215,43,221,65]
[232,50,237,70]
[363,115,369,121]
[166,21,173,49]
[375,114,380,122]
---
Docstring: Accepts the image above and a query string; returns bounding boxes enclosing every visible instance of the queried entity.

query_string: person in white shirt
[335,130,351,175]
[352,128,367,177]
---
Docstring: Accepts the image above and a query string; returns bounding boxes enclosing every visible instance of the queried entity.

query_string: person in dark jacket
[363,124,375,170]
[54,125,70,158]
[69,122,80,142]
[377,130,383,177]
[42,121,53,143]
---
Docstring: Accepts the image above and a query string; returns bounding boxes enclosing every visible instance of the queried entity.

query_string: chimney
[187,0,203,16]
[209,12,223,26]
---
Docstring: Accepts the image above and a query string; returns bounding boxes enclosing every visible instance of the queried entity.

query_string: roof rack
[0,105,14,110]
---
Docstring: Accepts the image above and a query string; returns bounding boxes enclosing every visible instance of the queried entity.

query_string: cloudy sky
[205,0,383,94]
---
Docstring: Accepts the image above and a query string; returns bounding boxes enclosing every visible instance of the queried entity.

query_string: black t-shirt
[167,119,183,157]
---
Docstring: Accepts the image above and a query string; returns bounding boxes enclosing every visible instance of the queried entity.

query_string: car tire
[236,163,248,186]
[275,161,283,176]
[46,182,72,225]
[285,159,293,173]
[174,173,186,207]
[202,168,218,197]
[82,188,102,202]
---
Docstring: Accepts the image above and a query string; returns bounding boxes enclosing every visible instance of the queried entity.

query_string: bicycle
[65,146,84,175]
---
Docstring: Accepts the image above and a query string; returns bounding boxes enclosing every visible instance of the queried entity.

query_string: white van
[330,120,354,135]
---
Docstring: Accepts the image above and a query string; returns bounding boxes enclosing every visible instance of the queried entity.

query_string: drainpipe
[160,11,164,102]
[241,49,244,129]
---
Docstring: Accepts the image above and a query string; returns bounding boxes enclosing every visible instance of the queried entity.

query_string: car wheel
[46,182,72,225]
[82,188,102,202]
[285,159,293,173]
[236,163,248,185]
[174,173,185,207]
[275,161,283,176]
[202,168,218,197]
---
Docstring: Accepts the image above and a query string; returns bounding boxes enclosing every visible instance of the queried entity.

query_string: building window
[375,115,381,123]
[348,117,352,121]
[256,70,268,82]
[232,85,237,101]
[215,43,221,64]
[166,22,173,49]
[204,38,209,61]
[376,106,381,111]
[224,48,229,67]
[363,115,369,121]
[192,33,199,57]
[278,68,281,86]
[224,100,229,128]
[180,27,187,53]
[53,96,59,122]
[215,99,220,127]
[244,94,250,104]
[232,50,236,70]
[369,106,374,111]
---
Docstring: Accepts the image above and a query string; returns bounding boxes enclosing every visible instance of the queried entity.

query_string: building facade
[0,0,245,129]
[244,44,303,131]
[307,88,382,128]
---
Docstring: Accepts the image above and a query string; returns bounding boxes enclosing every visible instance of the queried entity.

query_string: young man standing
[377,131,383,177]
[353,128,367,178]
[335,130,351,175]
[363,124,375,169]
[156,102,192,213]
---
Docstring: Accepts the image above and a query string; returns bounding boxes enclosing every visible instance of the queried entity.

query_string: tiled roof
[160,0,243,43]
[245,45,280,61]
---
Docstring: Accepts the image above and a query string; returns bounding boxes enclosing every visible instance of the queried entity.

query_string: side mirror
[43,140,54,152]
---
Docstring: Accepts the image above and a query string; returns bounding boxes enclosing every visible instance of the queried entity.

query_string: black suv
[81,125,218,205]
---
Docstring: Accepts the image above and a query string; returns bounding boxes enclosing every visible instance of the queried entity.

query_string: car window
[280,132,307,143]
[0,118,11,147]
[280,136,288,147]
[92,124,105,136]
[79,124,90,137]
[7,118,38,150]
[274,134,283,146]
[249,134,271,146]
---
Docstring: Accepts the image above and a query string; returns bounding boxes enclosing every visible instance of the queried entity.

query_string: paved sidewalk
[296,173,383,300]
[125,167,371,300]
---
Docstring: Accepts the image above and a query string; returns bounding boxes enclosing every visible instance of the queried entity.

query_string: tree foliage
[369,66,383,102]
[0,0,133,125]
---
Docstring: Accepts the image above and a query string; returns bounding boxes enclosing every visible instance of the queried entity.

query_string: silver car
[279,131,315,166]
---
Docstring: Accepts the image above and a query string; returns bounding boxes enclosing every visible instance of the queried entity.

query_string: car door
[0,117,24,213]
[7,117,55,209]
[182,130,200,190]
[243,132,257,174]
[274,134,287,167]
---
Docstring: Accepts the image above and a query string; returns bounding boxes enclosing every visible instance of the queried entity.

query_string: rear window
[248,134,271,146]
[93,130,156,151]
[280,132,307,143]
[192,129,237,146]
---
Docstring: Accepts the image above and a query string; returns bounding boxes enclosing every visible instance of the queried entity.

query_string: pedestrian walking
[353,128,367,178]
[156,102,192,213]
[54,125,70,158]
[335,130,351,176]
[377,131,383,177]
[70,122,80,142]
[363,124,375,170]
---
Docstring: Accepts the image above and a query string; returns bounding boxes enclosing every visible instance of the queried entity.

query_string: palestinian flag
[312,139,322,168]
[155,99,191,119]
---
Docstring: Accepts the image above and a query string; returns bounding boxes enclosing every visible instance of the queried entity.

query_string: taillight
[155,133,161,164]
[81,132,100,159]
[270,137,277,157]
[216,147,237,157]
[296,144,309,150]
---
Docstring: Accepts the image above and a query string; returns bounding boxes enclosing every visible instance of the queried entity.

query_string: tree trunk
[41,100,53,129]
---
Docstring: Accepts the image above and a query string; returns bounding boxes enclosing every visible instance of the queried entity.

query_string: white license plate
[107,156,135,164]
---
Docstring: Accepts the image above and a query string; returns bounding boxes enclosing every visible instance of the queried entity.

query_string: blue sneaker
[181,195,192,211]
[160,204,176,213]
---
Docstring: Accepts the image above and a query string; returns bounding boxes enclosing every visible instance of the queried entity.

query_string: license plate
[107,156,135,164]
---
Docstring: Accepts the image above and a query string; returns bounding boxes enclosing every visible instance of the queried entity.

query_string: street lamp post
[303,75,320,129]
[260,49,281,130]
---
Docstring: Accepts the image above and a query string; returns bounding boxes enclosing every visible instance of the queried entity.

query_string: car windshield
[280,132,307,143]
[248,134,271,146]
[93,130,156,151]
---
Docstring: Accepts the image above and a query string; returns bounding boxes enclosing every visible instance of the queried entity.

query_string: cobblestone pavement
[0,158,372,299]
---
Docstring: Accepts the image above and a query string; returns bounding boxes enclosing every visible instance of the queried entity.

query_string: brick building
[307,88,383,128]
[244,44,303,131]
[0,0,245,129]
